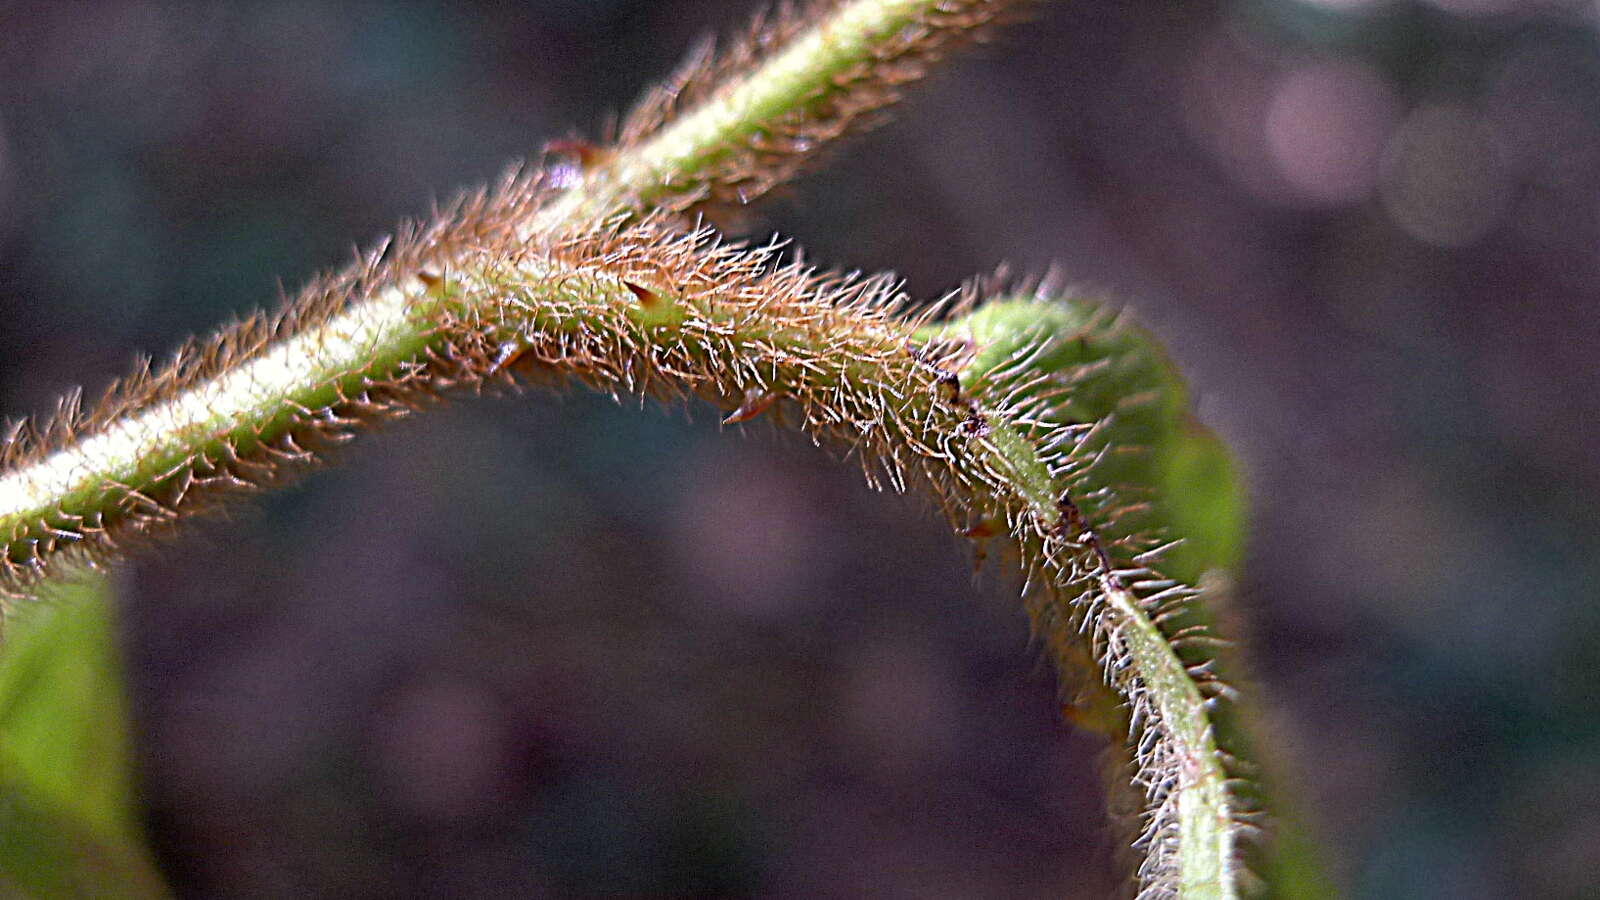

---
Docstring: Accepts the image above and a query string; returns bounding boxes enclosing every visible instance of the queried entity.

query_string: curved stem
[0,2,1263,896]
[459,230,1243,898]
[981,416,1237,898]
[0,0,1014,588]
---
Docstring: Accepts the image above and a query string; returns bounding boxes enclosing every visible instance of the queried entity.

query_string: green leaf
[919,296,1248,581]
[0,576,170,899]
[922,295,1341,897]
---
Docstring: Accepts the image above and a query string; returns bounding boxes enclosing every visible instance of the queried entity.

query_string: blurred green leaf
[0,576,169,899]
[922,297,1346,897]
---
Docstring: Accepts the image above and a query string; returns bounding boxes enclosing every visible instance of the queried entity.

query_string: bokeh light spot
[1266,60,1399,205]
[1379,105,1513,247]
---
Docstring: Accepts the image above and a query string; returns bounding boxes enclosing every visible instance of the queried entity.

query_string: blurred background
[1,0,1598,896]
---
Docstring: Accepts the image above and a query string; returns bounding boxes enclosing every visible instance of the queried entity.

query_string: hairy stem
[0,2,1268,896]
[537,0,1012,227]
[987,414,1236,896]
[455,228,1246,898]
[3,221,1249,897]
[0,273,449,574]
[1,0,1015,589]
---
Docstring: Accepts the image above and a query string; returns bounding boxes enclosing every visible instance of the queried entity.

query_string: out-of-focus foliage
[0,577,167,898]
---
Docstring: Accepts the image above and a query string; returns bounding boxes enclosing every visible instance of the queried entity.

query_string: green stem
[0,278,448,575]
[1,223,1245,896]
[537,0,1009,227]
[465,236,1241,898]
[0,2,1260,895]
[983,414,1237,898]
[0,0,1007,586]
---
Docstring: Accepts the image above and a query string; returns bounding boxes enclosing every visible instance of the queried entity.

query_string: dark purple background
[3,1,1599,897]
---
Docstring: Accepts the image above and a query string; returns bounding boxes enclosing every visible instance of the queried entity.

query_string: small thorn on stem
[624,280,662,310]
[722,387,779,425]
[936,370,962,402]
[490,340,530,374]
[962,521,997,540]
[957,408,990,438]
[543,138,603,168]
[542,138,606,190]
[963,518,1001,571]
